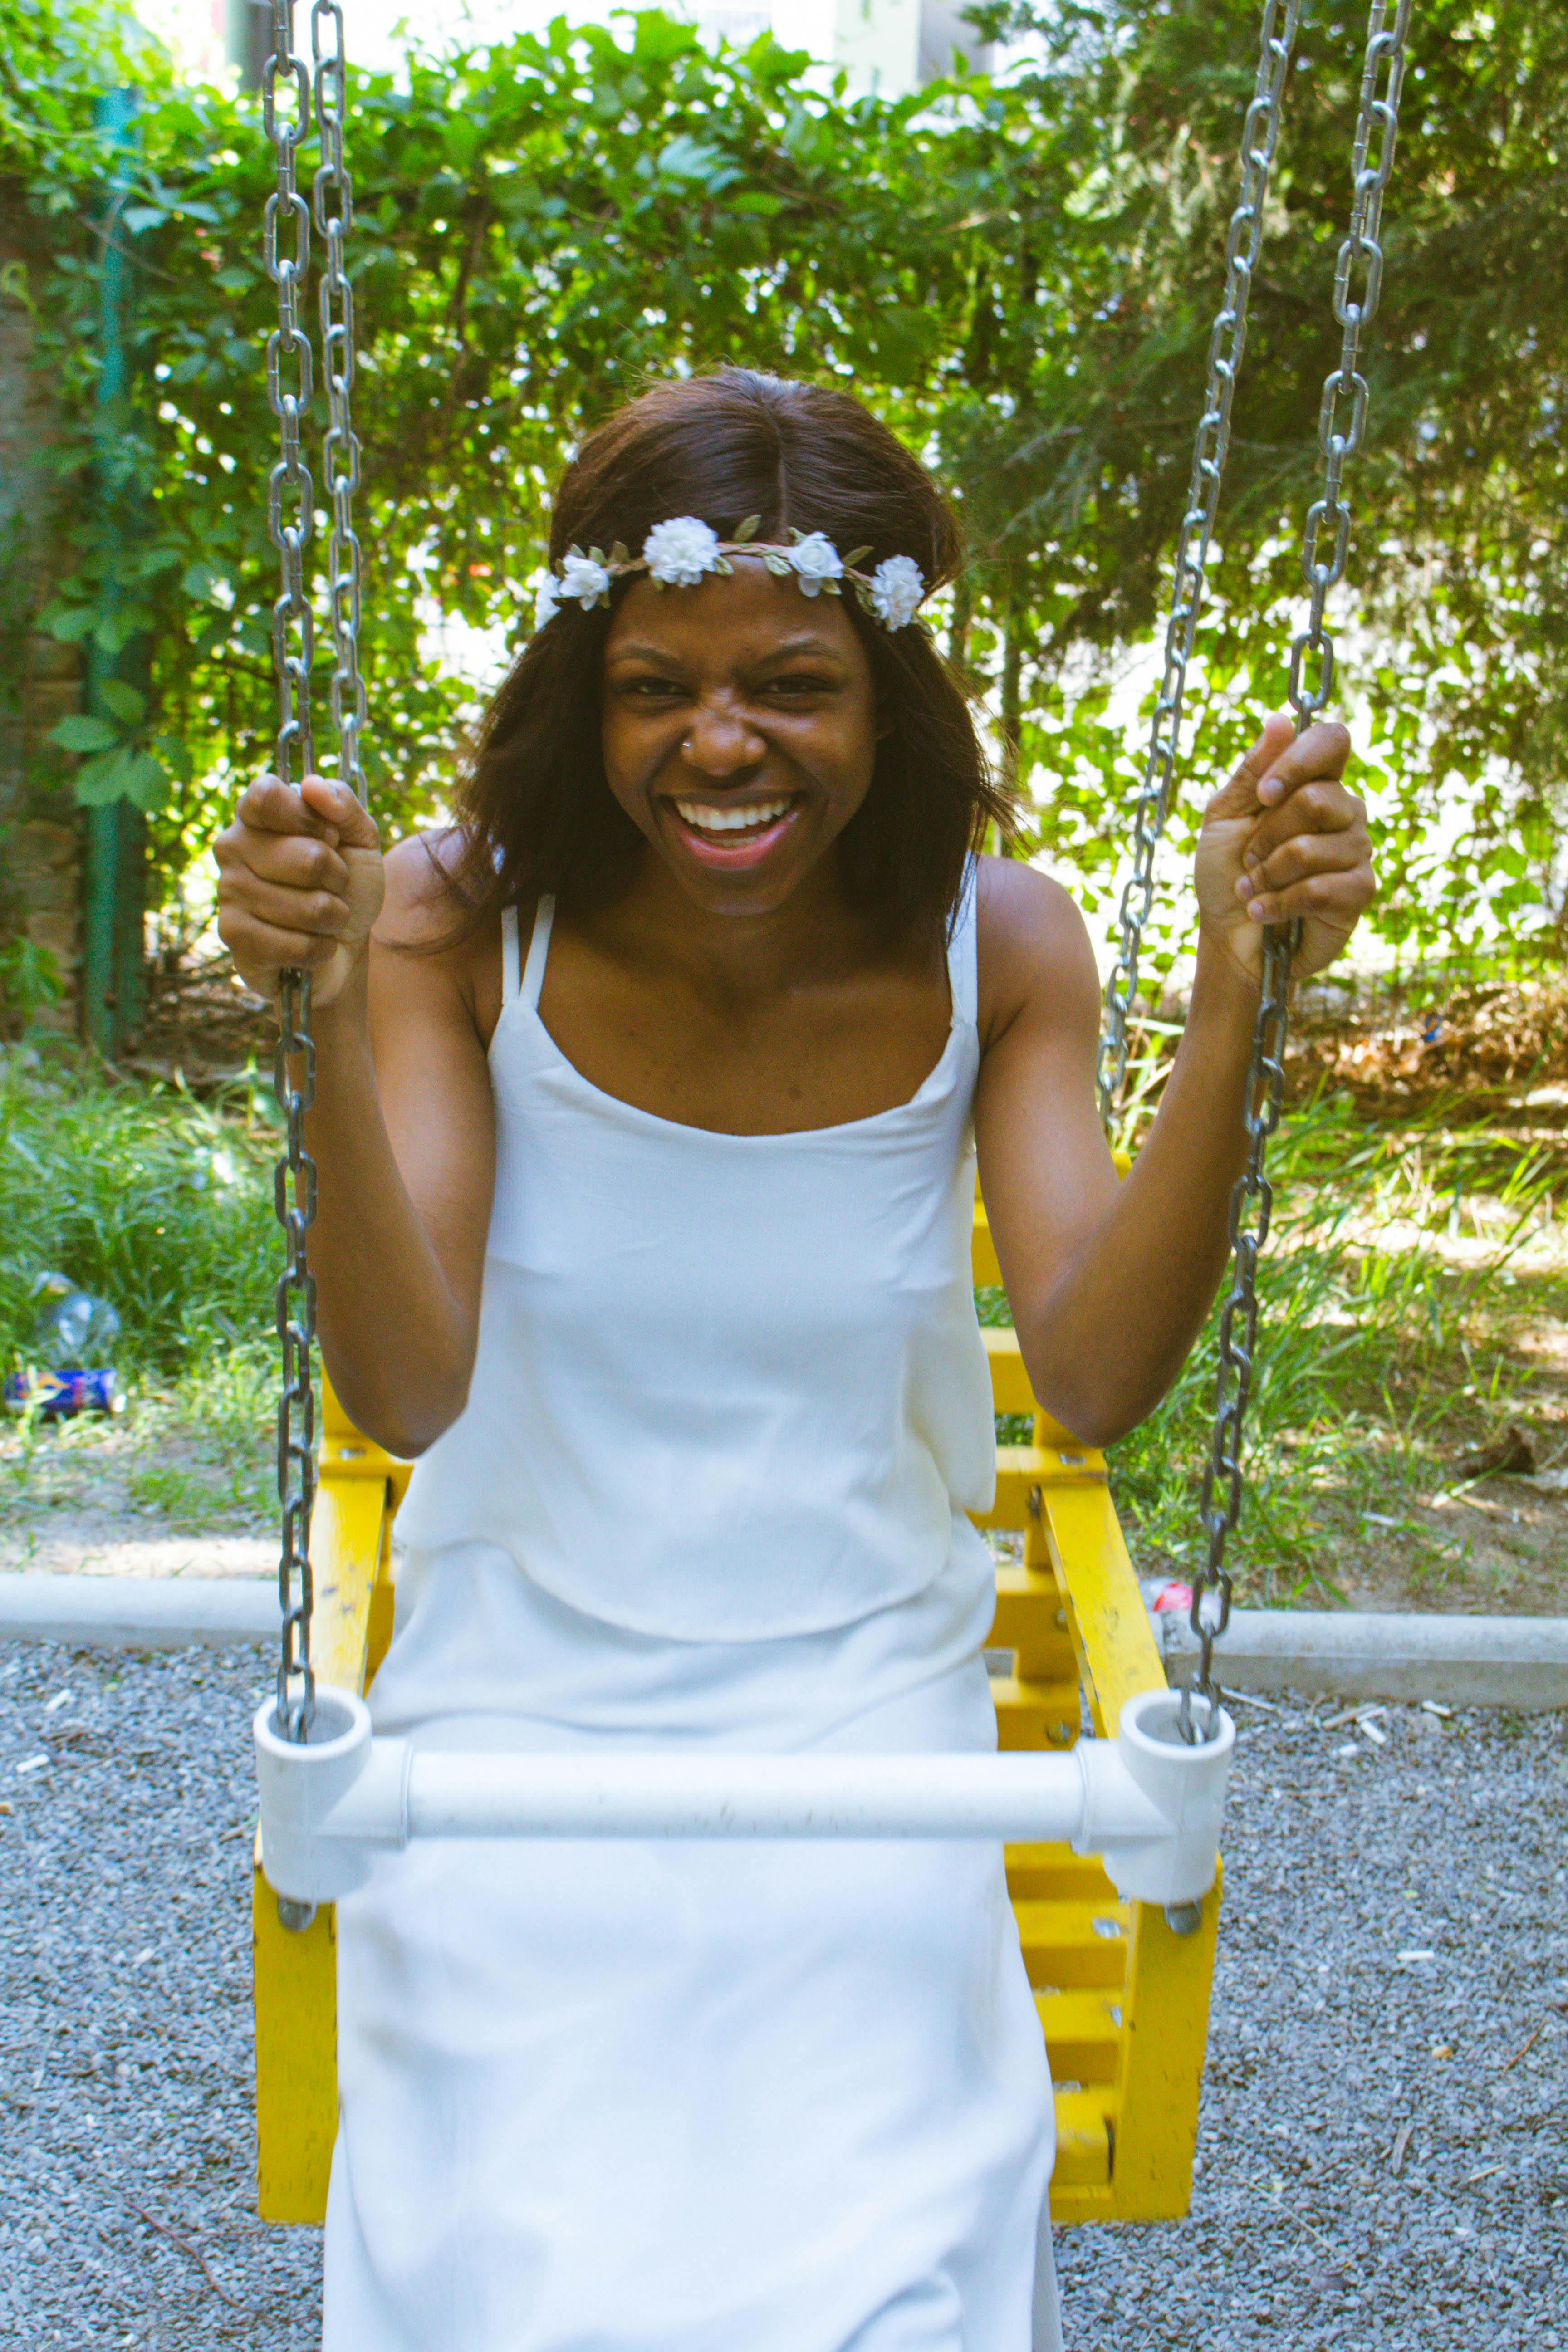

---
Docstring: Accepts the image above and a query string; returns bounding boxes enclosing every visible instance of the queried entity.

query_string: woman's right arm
[216,774,496,1457]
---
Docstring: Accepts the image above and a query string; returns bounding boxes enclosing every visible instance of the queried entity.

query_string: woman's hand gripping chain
[215,773,385,1010]
[1193,712,1375,984]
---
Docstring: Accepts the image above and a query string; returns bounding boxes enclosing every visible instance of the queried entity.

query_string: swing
[247,0,1411,2231]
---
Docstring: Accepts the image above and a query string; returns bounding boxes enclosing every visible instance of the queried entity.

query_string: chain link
[265,0,319,1743]
[274,976,318,1741]
[1285,0,1411,733]
[1182,0,1413,1742]
[1095,0,1303,1127]
[312,0,368,800]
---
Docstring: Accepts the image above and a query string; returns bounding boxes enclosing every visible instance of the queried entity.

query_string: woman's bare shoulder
[376,827,472,951]
[973,852,1100,1049]
[373,828,530,1046]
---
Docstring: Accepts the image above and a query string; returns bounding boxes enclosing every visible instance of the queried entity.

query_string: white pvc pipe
[254,1685,1235,1909]
[393,1749,1149,1842]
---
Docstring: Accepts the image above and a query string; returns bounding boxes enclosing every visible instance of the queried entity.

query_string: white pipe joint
[254,1682,1232,1910]
[253,1688,400,1903]
[1079,1686,1234,1907]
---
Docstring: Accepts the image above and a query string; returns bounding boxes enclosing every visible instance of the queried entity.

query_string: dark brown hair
[446,369,1012,943]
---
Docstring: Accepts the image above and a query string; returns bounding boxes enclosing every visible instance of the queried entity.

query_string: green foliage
[941,1,1568,975]
[0,1049,278,1374]
[5,1,1566,971]
[0,0,153,166]
[1093,1092,1553,1596]
[981,1070,1563,1603]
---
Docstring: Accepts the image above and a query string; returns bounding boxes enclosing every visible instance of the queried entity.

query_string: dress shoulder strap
[519,893,557,1011]
[500,905,520,1006]
[946,857,980,1028]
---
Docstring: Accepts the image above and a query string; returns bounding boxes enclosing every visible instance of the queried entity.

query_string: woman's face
[600,559,881,916]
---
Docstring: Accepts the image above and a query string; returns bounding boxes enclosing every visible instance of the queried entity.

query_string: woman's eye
[622,677,683,699]
[764,674,832,699]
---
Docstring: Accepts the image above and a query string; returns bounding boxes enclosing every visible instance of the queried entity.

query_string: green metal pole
[83,87,147,1058]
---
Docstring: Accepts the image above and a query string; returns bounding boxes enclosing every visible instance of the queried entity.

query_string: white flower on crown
[868,554,925,630]
[787,533,844,596]
[559,550,612,609]
[534,570,561,630]
[642,516,722,587]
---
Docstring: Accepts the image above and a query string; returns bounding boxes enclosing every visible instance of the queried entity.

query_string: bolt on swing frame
[250,0,1411,2229]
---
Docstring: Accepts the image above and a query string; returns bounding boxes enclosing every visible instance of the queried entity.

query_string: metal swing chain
[312,0,368,804]
[265,0,320,1744]
[1095,0,1303,1131]
[1182,0,1413,1741]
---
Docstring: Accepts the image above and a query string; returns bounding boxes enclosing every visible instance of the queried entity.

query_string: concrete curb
[3,1576,1566,1708]
[1156,1606,1568,1710]
[0,1573,277,1650]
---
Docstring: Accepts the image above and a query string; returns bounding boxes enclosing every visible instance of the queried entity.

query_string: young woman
[217,369,1373,2352]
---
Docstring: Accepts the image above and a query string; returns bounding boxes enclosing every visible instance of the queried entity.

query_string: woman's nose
[681,697,766,777]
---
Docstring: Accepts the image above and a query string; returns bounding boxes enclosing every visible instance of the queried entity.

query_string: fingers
[230,771,379,850]
[1205,713,1296,819]
[1235,827,1374,929]
[216,911,343,975]
[1205,715,1352,820]
[214,771,380,998]
[230,874,352,941]
[299,771,381,848]
[216,821,350,898]
[1252,718,1352,809]
[1242,774,1368,875]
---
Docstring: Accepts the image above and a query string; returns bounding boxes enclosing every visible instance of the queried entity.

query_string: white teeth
[673,797,791,836]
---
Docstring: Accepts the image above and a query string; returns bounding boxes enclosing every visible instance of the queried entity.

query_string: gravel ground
[0,1640,1564,2350]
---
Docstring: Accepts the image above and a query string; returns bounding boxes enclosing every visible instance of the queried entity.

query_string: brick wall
[0,204,83,1036]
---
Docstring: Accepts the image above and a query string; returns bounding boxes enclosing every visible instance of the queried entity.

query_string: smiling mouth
[671,794,796,841]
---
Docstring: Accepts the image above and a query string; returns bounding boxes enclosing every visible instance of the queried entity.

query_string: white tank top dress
[325,872,1065,2352]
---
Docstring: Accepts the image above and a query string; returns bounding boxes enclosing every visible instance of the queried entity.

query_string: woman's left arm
[975,713,1373,1447]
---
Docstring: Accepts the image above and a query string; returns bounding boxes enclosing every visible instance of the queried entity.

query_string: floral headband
[533,515,926,635]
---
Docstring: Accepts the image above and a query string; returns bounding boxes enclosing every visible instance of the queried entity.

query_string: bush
[1,1047,279,1375]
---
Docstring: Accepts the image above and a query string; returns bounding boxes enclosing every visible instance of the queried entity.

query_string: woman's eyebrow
[603,642,690,665]
[605,633,846,668]
[750,636,845,664]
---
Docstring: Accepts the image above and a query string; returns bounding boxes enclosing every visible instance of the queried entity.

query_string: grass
[1,1045,281,1552]
[989,1084,1568,1606]
[1,1044,280,1375]
[4,1044,1566,1611]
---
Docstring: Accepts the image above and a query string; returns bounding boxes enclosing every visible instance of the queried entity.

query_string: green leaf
[72,747,133,806]
[654,135,741,193]
[121,751,171,813]
[98,679,147,727]
[732,515,763,543]
[73,746,167,812]
[154,732,195,785]
[49,714,120,755]
[93,608,147,657]
[41,604,98,646]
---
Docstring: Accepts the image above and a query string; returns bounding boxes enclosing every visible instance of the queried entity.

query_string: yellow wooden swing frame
[253,1187,1220,2228]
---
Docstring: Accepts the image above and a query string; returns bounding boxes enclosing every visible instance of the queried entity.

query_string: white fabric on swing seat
[323,870,1063,2352]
